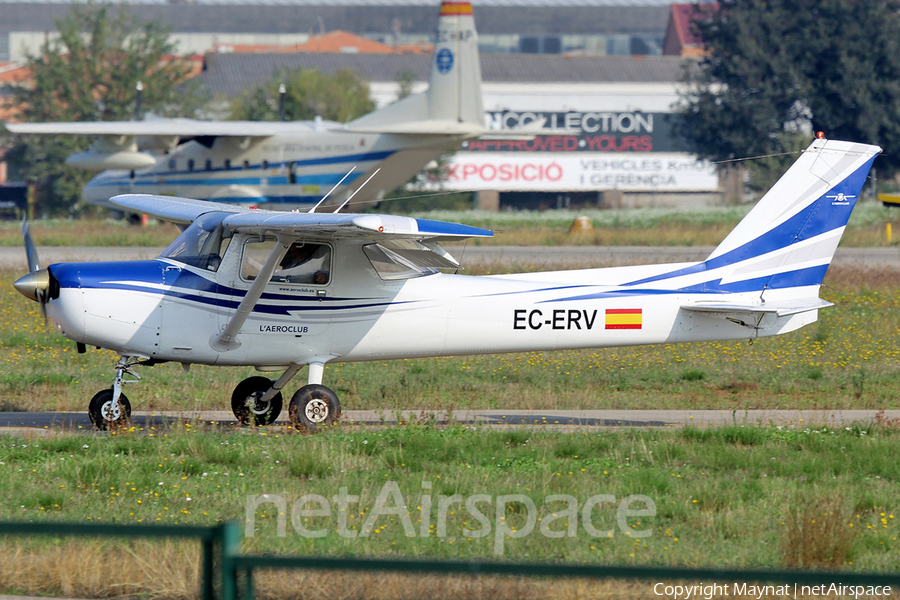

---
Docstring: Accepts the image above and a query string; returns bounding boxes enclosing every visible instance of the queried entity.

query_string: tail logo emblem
[827,193,854,206]
[436,48,454,74]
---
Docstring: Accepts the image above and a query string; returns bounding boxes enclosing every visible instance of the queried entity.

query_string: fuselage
[43,231,817,369]
[82,129,465,210]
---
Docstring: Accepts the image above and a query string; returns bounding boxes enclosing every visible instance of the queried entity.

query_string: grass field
[2,424,900,598]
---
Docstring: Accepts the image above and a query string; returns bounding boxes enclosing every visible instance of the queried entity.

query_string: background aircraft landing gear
[289,384,341,433]
[88,389,131,430]
[231,376,283,426]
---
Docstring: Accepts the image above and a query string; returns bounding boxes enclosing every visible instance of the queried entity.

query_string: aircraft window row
[241,239,331,285]
[159,212,232,272]
[166,158,276,172]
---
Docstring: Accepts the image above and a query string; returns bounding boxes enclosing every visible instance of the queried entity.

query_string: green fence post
[243,566,254,600]
[220,522,241,600]
[201,536,215,600]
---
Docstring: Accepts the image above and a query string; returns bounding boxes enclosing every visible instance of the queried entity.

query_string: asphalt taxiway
[1,409,897,435]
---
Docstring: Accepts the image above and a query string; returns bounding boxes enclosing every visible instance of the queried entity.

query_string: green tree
[674,0,900,182]
[4,2,202,216]
[395,70,416,102]
[230,68,375,123]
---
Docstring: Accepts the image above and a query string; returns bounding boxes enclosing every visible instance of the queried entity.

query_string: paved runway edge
[1,409,897,431]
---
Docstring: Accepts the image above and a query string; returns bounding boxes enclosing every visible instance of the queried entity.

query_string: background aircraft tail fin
[426,1,483,125]
[346,1,483,133]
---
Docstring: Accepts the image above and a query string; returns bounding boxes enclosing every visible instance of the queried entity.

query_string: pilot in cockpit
[274,242,330,284]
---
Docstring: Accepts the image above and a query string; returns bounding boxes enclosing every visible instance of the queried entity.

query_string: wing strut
[209,236,295,352]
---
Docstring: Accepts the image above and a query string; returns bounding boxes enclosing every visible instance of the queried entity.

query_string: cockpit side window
[363,243,439,280]
[159,212,232,272]
[241,239,331,285]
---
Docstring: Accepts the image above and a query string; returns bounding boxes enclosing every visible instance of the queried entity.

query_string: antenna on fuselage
[333,168,380,214]
[307,166,356,214]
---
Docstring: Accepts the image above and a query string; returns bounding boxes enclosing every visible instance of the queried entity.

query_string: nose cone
[13,269,49,302]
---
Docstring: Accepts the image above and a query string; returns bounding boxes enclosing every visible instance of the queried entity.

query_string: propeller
[13,219,50,320]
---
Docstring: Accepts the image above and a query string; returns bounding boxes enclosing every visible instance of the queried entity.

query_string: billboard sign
[436,153,718,192]
[477,111,682,153]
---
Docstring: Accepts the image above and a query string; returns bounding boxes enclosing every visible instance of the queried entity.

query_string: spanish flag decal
[440,2,473,16]
[605,308,642,330]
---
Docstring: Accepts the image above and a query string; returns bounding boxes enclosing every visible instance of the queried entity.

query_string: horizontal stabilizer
[343,120,485,136]
[681,298,833,329]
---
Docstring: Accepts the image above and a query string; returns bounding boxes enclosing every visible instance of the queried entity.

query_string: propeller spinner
[13,219,50,317]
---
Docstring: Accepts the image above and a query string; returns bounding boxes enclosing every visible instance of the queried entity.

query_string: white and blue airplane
[5,1,485,212]
[13,138,880,430]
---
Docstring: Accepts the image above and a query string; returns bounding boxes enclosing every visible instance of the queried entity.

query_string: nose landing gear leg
[89,356,141,430]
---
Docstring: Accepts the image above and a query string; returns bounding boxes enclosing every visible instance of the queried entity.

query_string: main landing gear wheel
[289,384,341,434]
[231,376,283,426]
[88,389,132,431]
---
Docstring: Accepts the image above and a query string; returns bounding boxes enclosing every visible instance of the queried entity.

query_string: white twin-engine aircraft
[13,138,880,430]
[5,1,486,211]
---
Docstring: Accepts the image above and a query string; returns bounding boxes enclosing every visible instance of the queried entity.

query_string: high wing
[109,193,493,242]
[5,118,333,171]
[4,118,324,137]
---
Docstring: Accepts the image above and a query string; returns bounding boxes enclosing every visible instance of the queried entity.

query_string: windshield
[160,212,232,271]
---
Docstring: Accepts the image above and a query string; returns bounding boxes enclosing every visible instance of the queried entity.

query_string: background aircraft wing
[4,118,320,137]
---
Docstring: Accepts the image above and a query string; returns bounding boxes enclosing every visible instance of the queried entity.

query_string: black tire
[88,389,132,431]
[231,376,283,426]
[289,384,341,433]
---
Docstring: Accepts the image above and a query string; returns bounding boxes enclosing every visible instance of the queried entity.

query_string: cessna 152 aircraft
[5,1,486,211]
[13,138,880,430]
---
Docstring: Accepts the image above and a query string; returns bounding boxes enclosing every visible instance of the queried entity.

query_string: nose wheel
[231,376,284,426]
[289,384,341,433]
[89,356,142,430]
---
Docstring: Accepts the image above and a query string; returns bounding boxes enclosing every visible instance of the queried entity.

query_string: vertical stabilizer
[703,139,880,288]
[624,139,880,295]
[346,0,483,132]
[428,1,483,124]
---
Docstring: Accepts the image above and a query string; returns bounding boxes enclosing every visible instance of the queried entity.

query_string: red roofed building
[214,31,431,55]
[662,3,719,57]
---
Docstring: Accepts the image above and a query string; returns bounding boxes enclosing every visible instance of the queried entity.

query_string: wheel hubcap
[247,393,271,415]
[101,400,121,421]
[305,398,329,423]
